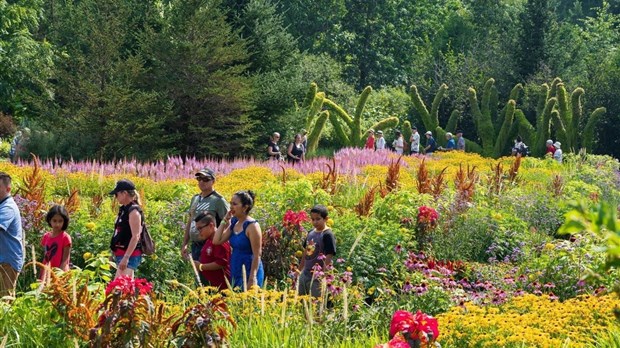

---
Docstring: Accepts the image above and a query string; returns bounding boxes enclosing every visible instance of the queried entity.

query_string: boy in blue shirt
[298,205,336,297]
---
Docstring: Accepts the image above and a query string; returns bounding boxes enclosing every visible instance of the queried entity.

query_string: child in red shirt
[193,213,231,290]
[40,205,72,280]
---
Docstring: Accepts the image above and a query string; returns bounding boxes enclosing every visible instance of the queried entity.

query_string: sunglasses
[196,177,213,182]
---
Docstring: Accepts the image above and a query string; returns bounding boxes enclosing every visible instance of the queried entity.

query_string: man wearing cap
[410,126,420,154]
[365,129,375,150]
[375,130,386,150]
[424,131,437,155]
[456,130,466,151]
[0,172,23,298]
[182,168,229,265]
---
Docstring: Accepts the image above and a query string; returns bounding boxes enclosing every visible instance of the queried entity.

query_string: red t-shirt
[41,231,72,270]
[546,145,555,155]
[199,239,231,290]
[365,136,375,149]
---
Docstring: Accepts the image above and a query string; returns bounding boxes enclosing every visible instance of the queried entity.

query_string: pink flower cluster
[105,276,153,296]
[417,206,439,226]
[375,310,440,348]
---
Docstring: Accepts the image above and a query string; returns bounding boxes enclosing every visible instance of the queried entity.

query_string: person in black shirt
[266,132,282,160]
[287,134,305,164]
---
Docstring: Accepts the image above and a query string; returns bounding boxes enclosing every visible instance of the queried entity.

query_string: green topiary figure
[409,85,482,152]
[467,78,523,157]
[550,80,606,153]
[303,83,399,152]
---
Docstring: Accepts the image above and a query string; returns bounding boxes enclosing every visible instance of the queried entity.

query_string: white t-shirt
[376,137,386,150]
[394,137,404,154]
[410,132,420,152]
[553,149,563,163]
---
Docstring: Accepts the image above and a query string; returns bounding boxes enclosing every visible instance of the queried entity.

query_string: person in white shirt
[553,142,563,163]
[375,130,386,150]
[393,130,404,155]
[410,126,420,154]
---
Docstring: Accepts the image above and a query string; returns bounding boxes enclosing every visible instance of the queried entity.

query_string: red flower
[417,206,439,226]
[384,310,440,347]
[374,332,410,348]
[283,210,309,229]
[105,276,153,296]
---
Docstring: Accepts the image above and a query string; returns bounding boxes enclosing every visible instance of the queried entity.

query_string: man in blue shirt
[424,131,437,154]
[0,172,23,298]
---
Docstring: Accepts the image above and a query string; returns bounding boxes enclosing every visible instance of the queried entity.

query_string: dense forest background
[1,0,620,160]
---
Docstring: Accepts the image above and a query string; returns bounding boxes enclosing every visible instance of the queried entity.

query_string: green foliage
[516,0,552,79]
[0,0,53,118]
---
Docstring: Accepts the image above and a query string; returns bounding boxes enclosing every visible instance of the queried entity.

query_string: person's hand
[193,260,202,271]
[181,244,189,260]
[224,210,233,223]
[119,257,129,272]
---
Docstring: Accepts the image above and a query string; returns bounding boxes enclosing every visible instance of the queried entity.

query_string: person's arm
[212,211,233,245]
[267,144,279,156]
[194,260,224,271]
[322,232,336,269]
[119,210,141,272]
[195,244,228,271]
[182,198,195,258]
[246,222,263,287]
[60,245,71,271]
[287,143,295,158]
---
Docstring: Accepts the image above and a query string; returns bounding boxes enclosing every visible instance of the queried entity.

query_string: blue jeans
[115,255,142,270]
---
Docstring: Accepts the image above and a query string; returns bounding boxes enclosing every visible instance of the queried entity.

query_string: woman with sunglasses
[181,167,229,275]
[213,190,264,291]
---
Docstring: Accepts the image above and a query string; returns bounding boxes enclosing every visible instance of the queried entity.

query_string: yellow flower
[83,252,92,260]
[346,267,352,272]
[544,243,554,251]
[85,222,96,230]
[367,287,376,295]
[376,230,384,236]
[295,250,303,258]
[326,218,334,227]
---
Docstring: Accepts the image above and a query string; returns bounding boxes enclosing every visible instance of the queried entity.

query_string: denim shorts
[115,255,142,270]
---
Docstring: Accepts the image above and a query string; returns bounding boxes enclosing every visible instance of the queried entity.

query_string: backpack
[129,205,156,256]
[517,144,529,156]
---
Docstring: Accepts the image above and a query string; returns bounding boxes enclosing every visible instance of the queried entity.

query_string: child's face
[310,212,327,230]
[196,221,215,241]
[50,214,65,232]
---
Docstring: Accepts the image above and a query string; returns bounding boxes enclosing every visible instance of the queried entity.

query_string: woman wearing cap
[213,190,264,290]
[109,179,144,279]
[375,130,386,150]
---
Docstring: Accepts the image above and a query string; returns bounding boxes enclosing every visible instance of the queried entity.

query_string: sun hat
[109,179,136,195]
[376,130,383,135]
[553,142,561,148]
[425,131,432,136]
[445,132,453,138]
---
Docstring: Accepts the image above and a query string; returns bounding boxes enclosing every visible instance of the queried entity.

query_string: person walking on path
[0,172,23,298]
[456,130,466,151]
[365,130,375,150]
[375,131,386,150]
[287,134,305,164]
[424,131,437,155]
[410,127,420,154]
[267,132,282,160]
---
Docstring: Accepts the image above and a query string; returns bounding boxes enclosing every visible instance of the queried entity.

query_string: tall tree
[516,0,553,79]
[0,0,53,118]
[142,0,255,157]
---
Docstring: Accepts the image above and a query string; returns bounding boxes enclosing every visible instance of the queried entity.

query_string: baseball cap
[425,131,432,136]
[109,179,136,195]
[195,167,216,180]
